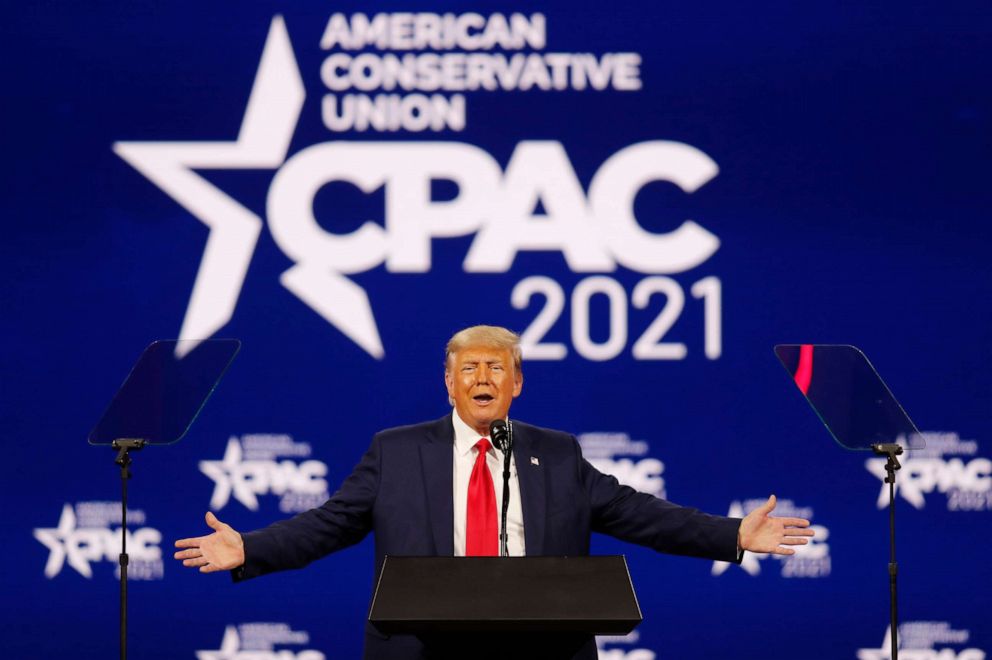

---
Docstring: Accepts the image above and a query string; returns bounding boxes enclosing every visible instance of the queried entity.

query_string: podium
[369,556,642,659]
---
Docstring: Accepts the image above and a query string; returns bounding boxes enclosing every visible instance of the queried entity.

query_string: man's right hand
[174,512,245,573]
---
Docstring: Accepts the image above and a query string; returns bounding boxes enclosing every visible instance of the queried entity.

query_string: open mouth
[473,394,495,404]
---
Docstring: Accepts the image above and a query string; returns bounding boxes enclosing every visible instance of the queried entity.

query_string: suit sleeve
[577,438,742,564]
[233,433,381,581]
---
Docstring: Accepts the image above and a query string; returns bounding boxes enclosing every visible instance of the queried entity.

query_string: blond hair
[444,325,522,372]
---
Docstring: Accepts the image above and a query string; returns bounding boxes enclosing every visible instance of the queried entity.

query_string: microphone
[488,419,513,557]
[489,419,512,453]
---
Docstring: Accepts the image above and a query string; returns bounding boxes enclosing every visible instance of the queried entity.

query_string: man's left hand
[738,494,815,555]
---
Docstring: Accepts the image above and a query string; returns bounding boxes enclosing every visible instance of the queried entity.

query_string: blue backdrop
[3,2,991,658]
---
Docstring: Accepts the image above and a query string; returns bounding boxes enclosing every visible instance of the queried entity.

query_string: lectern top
[369,556,642,635]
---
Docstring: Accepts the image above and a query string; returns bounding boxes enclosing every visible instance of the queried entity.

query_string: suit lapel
[420,416,454,556]
[512,422,546,555]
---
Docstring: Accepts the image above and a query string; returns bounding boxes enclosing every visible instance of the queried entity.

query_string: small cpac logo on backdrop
[711,498,830,578]
[114,15,722,360]
[578,432,665,498]
[33,502,163,579]
[200,434,329,513]
[597,631,655,660]
[865,432,992,511]
[197,623,325,660]
[857,622,986,660]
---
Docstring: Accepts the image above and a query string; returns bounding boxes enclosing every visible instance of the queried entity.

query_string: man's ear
[444,369,454,398]
[512,369,523,398]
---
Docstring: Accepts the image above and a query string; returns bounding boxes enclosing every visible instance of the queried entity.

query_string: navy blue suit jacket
[237,416,741,658]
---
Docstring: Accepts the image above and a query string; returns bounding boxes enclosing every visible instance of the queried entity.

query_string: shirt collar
[452,408,498,457]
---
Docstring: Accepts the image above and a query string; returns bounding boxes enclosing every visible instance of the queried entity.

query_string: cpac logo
[197,625,324,660]
[114,16,720,359]
[865,433,991,510]
[587,457,665,497]
[598,649,655,660]
[201,436,329,513]
[712,499,829,578]
[33,504,162,579]
[579,432,666,498]
[857,623,985,660]
[597,632,655,660]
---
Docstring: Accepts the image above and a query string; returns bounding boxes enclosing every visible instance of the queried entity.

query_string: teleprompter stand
[89,339,241,660]
[775,344,923,660]
[112,438,145,660]
[368,556,642,659]
[871,442,903,660]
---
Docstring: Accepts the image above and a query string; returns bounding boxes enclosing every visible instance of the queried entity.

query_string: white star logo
[865,458,927,509]
[856,627,895,660]
[114,16,384,358]
[33,504,85,578]
[196,625,240,660]
[200,437,258,511]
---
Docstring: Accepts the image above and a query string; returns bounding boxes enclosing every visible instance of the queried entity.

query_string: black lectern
[369,556,641,659]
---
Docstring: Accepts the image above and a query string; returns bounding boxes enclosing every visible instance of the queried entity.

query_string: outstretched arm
[174,512,245,573]
[177,434,380,581]
[738,494,814,554]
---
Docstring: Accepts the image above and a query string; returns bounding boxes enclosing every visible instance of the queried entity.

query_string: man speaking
[175,325,813,658]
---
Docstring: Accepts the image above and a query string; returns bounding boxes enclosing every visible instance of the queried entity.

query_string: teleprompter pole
[871,442,903,660]
[112,439,146,660]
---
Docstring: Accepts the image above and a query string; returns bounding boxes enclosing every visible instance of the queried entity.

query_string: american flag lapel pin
[530,456,540,466]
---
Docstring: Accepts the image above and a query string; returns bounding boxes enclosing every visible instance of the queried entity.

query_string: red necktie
[466,438,498,556]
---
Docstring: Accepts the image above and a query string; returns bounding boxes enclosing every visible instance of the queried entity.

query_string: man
[175,325,813,659]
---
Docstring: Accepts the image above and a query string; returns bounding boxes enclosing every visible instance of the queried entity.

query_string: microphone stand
[499,422,513,557]
[871,442,903,660]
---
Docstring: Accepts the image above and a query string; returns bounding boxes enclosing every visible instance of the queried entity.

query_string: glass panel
[88,339,240,445]
[774,344,924,451]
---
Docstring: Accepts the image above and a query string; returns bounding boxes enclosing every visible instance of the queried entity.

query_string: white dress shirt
[451,409,526,556]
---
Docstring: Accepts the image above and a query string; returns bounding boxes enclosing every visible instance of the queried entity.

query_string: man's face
[445,345,523,436]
